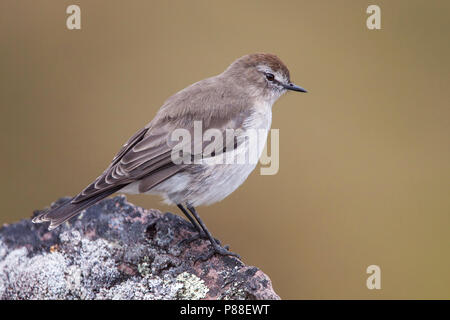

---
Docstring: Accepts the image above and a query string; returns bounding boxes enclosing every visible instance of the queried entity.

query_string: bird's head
[223,53,307,104]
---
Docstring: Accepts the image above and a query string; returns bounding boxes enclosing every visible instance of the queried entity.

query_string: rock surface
[0,196,279,300]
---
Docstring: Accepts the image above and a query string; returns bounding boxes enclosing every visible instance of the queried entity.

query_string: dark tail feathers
[32,185,124,230]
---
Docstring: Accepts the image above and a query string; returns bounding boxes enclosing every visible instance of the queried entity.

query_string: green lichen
[175,272,209,300]
[137,256,152,277]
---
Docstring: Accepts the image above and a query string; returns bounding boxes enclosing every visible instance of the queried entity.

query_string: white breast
[181,101,273,206]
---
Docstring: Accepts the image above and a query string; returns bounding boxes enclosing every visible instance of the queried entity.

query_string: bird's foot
[195,242,241,262]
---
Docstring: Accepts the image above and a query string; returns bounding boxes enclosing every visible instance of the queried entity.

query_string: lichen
[0,196,280,300]
[137,256,152,277]
[175,272,209,300]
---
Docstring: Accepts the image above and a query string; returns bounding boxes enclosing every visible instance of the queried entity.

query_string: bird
[33,53,307,259]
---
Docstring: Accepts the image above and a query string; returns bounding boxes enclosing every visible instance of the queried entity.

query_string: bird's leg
[177,204,203,234]
[186,204,240,260]
[176,204,221,246]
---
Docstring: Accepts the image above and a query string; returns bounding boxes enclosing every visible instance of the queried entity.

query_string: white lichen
[175,272,209,300]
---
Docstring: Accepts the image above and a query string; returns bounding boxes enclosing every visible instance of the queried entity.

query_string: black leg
[177,204,203,234]
[186,204,240,260]
[177,204,222,247]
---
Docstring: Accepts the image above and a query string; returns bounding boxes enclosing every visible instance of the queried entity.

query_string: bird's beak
[282,82,307,93]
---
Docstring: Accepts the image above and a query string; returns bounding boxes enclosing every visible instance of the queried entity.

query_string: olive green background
[1,1,449,299]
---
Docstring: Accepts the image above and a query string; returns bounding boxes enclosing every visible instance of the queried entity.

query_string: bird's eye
[265,73,275,81]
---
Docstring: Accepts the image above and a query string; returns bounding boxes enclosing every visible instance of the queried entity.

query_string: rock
[0,196,280,300]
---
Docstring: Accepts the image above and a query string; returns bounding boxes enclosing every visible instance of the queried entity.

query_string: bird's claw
[194,243,240,263]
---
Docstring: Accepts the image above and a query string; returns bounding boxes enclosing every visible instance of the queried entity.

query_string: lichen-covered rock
[0,196,279,300]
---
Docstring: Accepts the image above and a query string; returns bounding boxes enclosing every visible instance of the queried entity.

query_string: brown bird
[33,53,307,259]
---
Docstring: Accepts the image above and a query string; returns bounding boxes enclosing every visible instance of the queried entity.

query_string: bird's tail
[32,185,124,230]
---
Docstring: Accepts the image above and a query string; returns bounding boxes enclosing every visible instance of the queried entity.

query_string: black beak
[282,82,307,93]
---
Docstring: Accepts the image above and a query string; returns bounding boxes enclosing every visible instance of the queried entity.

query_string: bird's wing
[71,122,176,203]
[71,110,249,203]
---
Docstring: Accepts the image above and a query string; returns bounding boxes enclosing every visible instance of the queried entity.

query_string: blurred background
[1,0,449,299]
